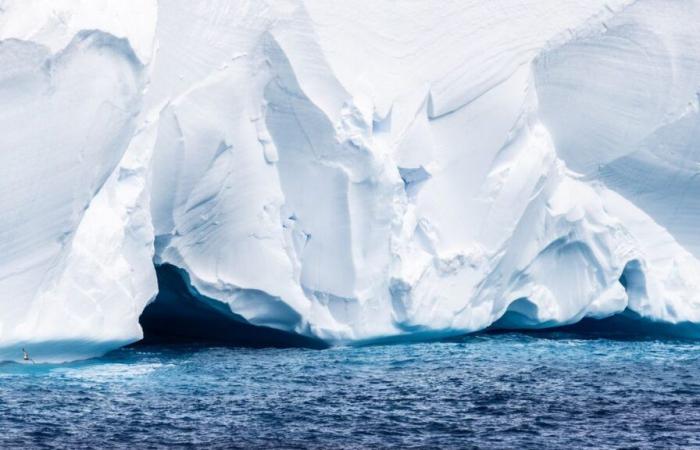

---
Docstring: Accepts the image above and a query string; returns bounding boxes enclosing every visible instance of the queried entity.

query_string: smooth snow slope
[1,0,700,361]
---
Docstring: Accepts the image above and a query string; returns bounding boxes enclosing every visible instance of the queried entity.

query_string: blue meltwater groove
[1,334,700,449]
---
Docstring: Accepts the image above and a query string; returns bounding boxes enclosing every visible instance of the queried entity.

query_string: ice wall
[1,0,700,361]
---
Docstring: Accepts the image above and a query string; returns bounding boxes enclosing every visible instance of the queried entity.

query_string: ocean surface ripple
[1,333,700,449]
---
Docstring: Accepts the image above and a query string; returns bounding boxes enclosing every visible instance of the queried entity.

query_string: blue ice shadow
[136,264,327,349]
[485,308,700,341]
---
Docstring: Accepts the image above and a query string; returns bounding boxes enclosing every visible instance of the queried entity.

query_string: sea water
[1,332,699,448]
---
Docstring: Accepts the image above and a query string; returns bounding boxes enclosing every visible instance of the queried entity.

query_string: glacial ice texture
[1,0,700,361]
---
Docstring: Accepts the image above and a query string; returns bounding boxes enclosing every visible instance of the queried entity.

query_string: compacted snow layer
[2,0,700,361]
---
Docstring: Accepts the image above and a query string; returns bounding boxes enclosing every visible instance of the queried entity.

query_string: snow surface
[2,0,700,361]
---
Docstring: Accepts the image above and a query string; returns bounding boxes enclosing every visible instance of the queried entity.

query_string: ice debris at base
[2,0,700,361]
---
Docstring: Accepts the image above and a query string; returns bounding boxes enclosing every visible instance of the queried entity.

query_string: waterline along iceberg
[2,0,700,361]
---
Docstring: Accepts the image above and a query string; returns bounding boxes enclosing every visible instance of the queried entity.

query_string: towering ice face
[1,0,700,361]
[0,26,151,360]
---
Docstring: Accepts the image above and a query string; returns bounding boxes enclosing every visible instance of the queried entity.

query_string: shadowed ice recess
[138,263,700,347]
[139,264,328,349]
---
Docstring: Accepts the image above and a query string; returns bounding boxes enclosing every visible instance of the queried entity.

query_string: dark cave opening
[485,260,699,340]
[136,264,327,349]
[138,262,698,350]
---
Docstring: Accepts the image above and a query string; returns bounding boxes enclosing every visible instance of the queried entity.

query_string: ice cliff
[2,0,700,361]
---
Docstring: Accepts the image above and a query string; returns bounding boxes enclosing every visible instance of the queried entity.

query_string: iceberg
[2,0,700,361]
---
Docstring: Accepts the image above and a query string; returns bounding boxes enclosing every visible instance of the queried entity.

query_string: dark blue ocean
[1,332,700,449]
